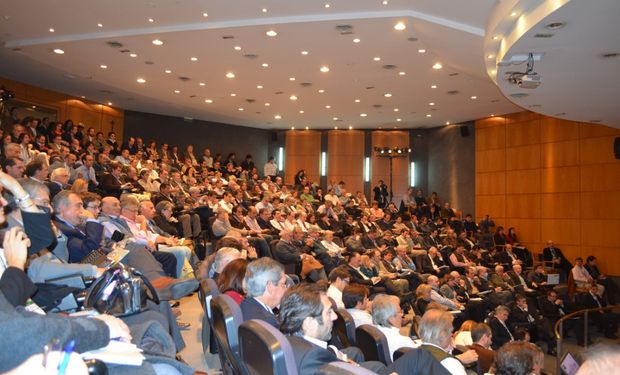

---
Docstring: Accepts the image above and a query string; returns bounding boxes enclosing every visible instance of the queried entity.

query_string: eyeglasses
[87,205,101,210]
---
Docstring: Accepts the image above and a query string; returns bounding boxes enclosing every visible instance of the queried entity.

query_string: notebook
[81,340,144,366]
[547,273,560,285]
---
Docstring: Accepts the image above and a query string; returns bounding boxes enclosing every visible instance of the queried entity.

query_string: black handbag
[84,263,159,316]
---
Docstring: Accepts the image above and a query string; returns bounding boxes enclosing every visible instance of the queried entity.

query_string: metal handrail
[553,304,620,375]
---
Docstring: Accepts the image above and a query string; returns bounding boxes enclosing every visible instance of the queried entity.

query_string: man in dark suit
[508,294,556,355]
[419,247,449,277]
[240,258,286,328]
[99,161,131,198]
[489,305,514,350]
[469,323,495,374]
[540,290,587,346]
[279,283,386,374]
[583,285,619,339]
[542,240,572,278]
[47,167,70,200]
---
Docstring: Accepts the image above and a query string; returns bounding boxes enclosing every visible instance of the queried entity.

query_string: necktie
[501,321,514,340]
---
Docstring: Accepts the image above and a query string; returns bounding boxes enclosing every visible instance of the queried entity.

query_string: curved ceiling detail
[485,0,620,128]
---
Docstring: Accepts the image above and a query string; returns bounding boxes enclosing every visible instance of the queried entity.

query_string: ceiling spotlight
[299,110,305,114]
[257,85,263,89]
[429,102,435,106]
[394,22,406,31]
[373,57,381,61]
[333,117,339,121]
[418,49,426,53]
[238,108,244,111]
[349,125,353,129]
[291,126,295,130]
[100,64,108,69]
[354,99,360,103]
[301,50,309,55]
[426,114,432,117]
[230,93,236,96]
[325,105,331,109]
[261,63,269,67]
[446,121,451,125]
[152,39,163,46]
[129,53,137,57]
[226,72,235,78]
[107,101,112,105]
[432,62,443,69]
[164,69,172,73]
[510,11,518,17]
[470,95,477,99]
[136,78,146,83]
[399,71,406,76]
[320,66,330,73]
[384,93,392,98]
[190,57,198,61]
[487,54,494,59]
[353,38,360,43]
[274,115,282,120]
[262,8,267,13]
[492,35,500,40]
[431,84,437,88]
[199,82,206,86]
[203,12,209,17]
[205,99,213,103]
[383,0,388,4]
[305,126,309,130]
[360,113,367,117]
[334,126,338,130]
[265,103,271,106]
[396,118,402,122]
[289,95,298,101]
[266,30,277,37]
[97,23,103,28]
[49,28,55,32]
[393,108,399,112]
[324,3,330,8]
[318,89,325,93]
[234,46,242,51]
[80,95,85,99]
[174,90,180,94]
[53,48,65,54]
[148,18,154,23]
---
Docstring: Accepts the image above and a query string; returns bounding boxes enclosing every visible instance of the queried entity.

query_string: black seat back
[355,324,392,365]
[238,320,298,375]
[211,294,246,374]
[200,278,220,354]
[333,309,356,347]
[393,347,413,362]
[318,361,380,375]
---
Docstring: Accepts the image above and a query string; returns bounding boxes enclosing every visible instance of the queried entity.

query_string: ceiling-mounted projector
[517,74,541,89]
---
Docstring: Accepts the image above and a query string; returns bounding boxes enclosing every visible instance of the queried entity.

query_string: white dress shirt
[376,325,420,359]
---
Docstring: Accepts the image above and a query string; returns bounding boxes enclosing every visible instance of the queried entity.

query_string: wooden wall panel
[476,111,620,275]
[506,144,540,170]
[327,130,365,195]
[284,131,321,185]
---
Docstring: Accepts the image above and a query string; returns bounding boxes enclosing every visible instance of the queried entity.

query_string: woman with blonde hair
[71,178,89,194]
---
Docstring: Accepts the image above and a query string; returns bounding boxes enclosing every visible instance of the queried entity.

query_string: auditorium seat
[210,294,246,375]
[333,309,356,347]
[199,278,220,355]
[318,361,379,375]
[355,324,392,365]
[238,319,298,375]
[392,347,413,362]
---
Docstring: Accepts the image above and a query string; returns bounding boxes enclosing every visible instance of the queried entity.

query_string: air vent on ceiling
[448,72,459,77]
[63,74,76,79]
[589,120,602,123]
[602,52,619,59]
[528,104,541,108]
[545,22,565,30]
[106,41,123,48]
[300,82,312,87]
[366,86,375,90]
[222,35,235,39]
[490,99,500,103]
[246,99,256,103]
[12,48,21,52]
[510,93,529,98]
[554,112,566,116]
[120,49,130,53]
[243,54,258,59]
[189,95,196,98]
[145,61,154,65]
[533,33,554,38]
[446,90,460,95]
[407,37,418,42]
[335,24,353,35]
[178,76,191,81]
[275,91,283,95]
[383,64,397,70]
[100,89,113,94]
[373,104,383,108]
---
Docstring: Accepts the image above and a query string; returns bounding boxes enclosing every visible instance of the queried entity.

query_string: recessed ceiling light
[429,102,435,106]
[199,82,206,86]
[487,54,494,59]
[432,62,443,69]
[226,72,235,78]
[97,23,103,28]
[257,85,263,89]
[130,53,137,57]
[230,93,236,97]
[320,66,330,73]
[491,69,497,75]
[431,84,437,88]
[325,105,331,109]
[80,95,86,99]
[373,57,381,61]
[299,110,305,114]
[301,50,309,55]
[354,99,360,103]
[274,114,282,119]
[384,93,392,98]
[333,117,339,121]
[349,125,353,129]
[238,108,244,111]
[426,114,432,117]
[53,48,65,54]
[148,18,154,23]
[418,49,426,53]
[203,12,209,17]
[190,57,198,61]
[100,64,107,69]
[510,11,518,17]
[446,121,450,125]
[205,99,213,103]
[353,38,360,43]
[174,90,180,94]
[266,30,277,37]
[49,28,55,33]
[291,126,295,130]
[360,113,367,117]
[334,126,338,130]
[492,35,500,40]
[152,39,163,46]
[399,71,406,76]
[107,101,112,105]
[394,22,406,31]
[318,89,325,93]
[396,118,402,122]
[324,3,330,8]
[290,95,298,101]
[382,0,388,5]
[289,77,296,81]
[262,8,267,13]
[305,126,309,130]
[393,108,399,112]
[164,69,172,73]
[136,78,146,83]
[470,95,477,99]
[265,103,271,106]
[234,46,241,51]
[261,63,269,67]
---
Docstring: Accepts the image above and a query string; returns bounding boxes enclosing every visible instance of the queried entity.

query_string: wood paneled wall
[327,130,365,195]
[284,130,321,185]
[371,131,410,202]
[475,111,620,275]
[0,76,124,140]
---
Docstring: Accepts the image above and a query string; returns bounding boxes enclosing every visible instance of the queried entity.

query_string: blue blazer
[53,219,104,263]
[240,297,278,328]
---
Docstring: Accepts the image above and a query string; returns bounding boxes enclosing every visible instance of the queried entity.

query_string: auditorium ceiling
[0,0,617,129]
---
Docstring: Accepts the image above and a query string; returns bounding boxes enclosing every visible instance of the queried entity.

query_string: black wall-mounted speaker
[614,137,620,159]
[460,125,469,137]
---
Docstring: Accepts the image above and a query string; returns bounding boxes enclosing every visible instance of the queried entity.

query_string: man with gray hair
[240,257,286,327]
[211,247,242,280]
[47,167,69,199]
[372,294,420,359]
